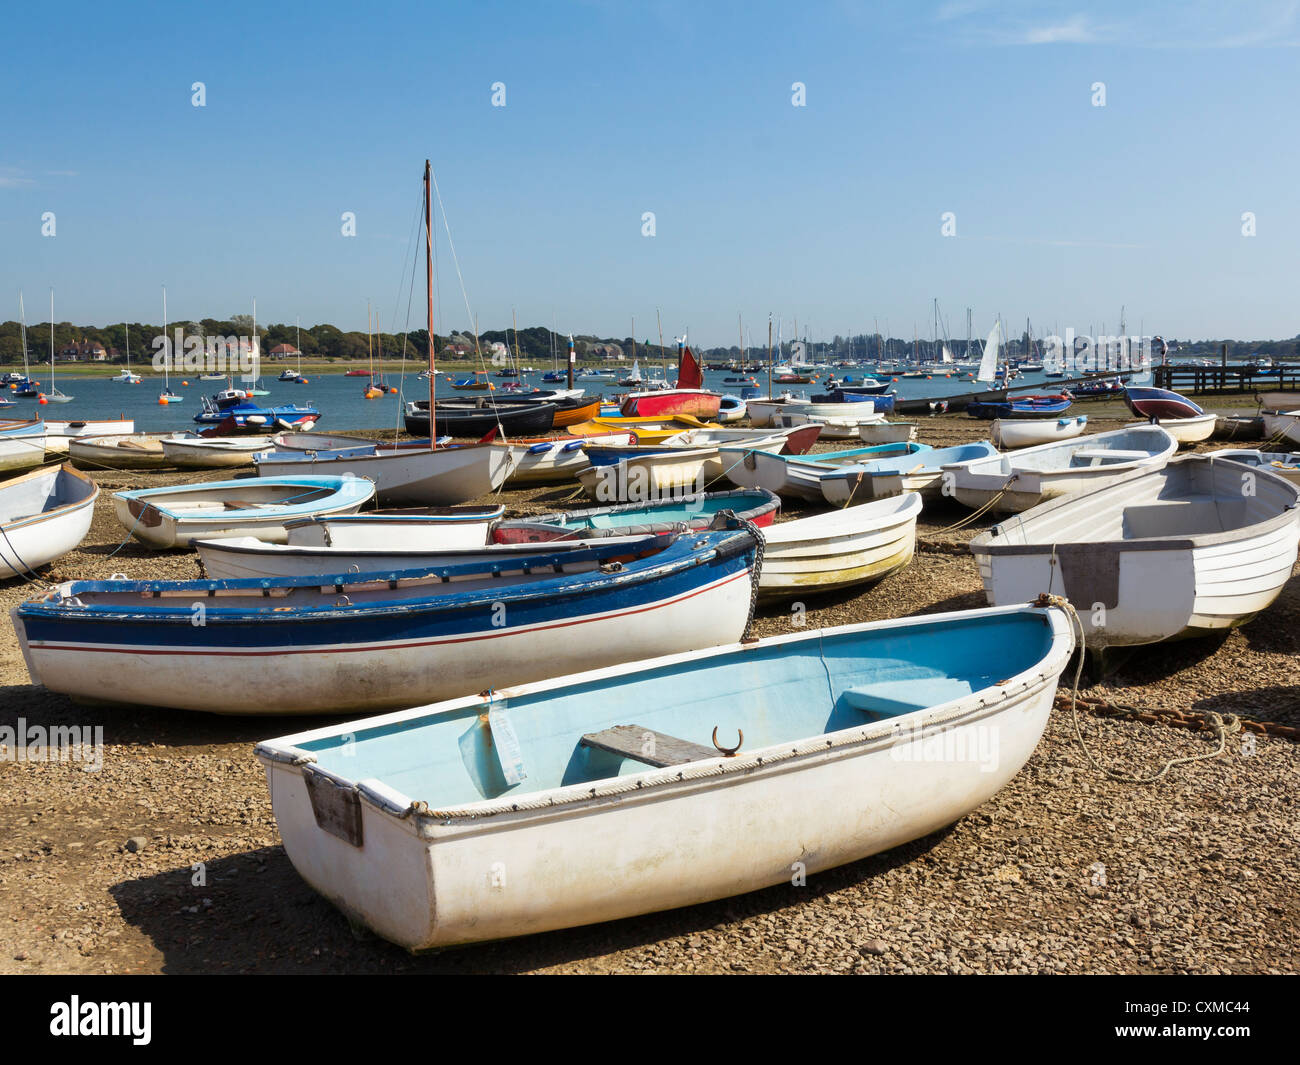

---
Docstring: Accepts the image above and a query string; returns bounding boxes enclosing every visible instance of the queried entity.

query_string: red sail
[675,345,704,389]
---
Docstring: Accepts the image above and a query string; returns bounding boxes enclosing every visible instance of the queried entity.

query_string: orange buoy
[158,396,166,404]
[182,380,189,386]
[38,396,47,405]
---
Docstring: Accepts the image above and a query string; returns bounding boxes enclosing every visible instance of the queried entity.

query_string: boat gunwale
[0,463,99,532]
[18,530,753,622]
[254,603,1073,825]
[970,455,1300,555]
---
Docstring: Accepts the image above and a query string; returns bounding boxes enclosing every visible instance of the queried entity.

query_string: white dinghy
[40,419,135,455]
[1260,409,1300,448]
[1204,448,1300,486]
[161,433,278,469]
[112,475,377,548]
[1125,412,1216,447]
[857,421,918,445]
[254,602,1074,950]
[944,425,1177,515]
[990,415,1086,450]
[0,464,98,579]
[280,506,504,551]
[969,455,1300,650]
[0,421,48,475]
[253,442,513,506]
[775,409,885,441]
[757,493,921,597]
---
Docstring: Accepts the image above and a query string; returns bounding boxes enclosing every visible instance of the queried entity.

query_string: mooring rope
[1035,592,1243,783]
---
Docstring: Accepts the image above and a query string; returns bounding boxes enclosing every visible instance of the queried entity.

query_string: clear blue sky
[3,1,1297,346]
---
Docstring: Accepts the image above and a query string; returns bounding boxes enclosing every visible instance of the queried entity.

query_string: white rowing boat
[39,419,134,454]
[68,432,169,471]
[1125,411,1216,447]
[112,475,377,548]
[0,464,98,579]
[253,602,1074,949]
[1260,409,1300,448]
[989,415,1087,450]
[758,493,921,597]
[969,454,1300,649]
[943,426,1178,514]
[160,433,278,469]
[0,420,48,474]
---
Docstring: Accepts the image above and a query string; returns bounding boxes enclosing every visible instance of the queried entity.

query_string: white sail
[941,344,954,364]
[976,321,1001,383]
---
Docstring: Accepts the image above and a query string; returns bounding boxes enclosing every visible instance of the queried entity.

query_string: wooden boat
[14,529,758,715]
[720,442,932,501]
[0,464,98,579]
[969,455,1300,649]
[1212,414,1265,441]
[253,442,512,506]
[492,489,780,543]
[283,506,505,550]
[944,426,1178,514]
[758,493,922,597]
[857,421,918,445]
[1125,411,1216,447]
[449,371,491,391]
[966,394,1071,420]
[582,432,788,470]
[577,448,724,501]
[1203,449,1300,485]
[160,433,277,469]
[0,420,48,474]
[819,442,1001,505]
[39,419,134,454]
[68,432,168,471]
[112,475,377,548]
[1123,385,1203,421]
[1260,409,1300,447]
[990,415,1087,449]
[252,602,1074,949]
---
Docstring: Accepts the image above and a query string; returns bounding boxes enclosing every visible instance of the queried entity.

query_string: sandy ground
[1,401,1296,974]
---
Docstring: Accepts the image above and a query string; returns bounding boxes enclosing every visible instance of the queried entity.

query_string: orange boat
[549,398,601,429]
[565,414,711,444]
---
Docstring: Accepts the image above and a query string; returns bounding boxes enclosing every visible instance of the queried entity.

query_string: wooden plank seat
[580,724,718,767]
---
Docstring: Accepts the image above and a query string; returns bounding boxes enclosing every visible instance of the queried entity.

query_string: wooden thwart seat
[580,724,717,768]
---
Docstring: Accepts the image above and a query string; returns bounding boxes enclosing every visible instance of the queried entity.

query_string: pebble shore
[1,406,1296,974]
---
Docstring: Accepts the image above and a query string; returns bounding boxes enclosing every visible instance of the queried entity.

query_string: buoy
[38,396,47,405]
[182,380,189,386]
[301,378,309,383]
[158,396,166,405]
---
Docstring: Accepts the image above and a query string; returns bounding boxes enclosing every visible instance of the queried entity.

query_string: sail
[629,359,640,379]
[976,322,1001,383]
[941,344,954,364]
[675,346,704,389]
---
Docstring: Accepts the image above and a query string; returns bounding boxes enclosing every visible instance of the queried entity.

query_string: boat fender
[526,442,552,454]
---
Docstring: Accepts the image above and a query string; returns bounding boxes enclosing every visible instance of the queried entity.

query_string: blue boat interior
[296,610,1054,808]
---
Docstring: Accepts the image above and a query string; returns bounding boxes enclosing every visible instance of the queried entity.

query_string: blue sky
[2,1,1298,346]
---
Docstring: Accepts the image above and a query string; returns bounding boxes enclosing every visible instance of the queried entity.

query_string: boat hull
[989,416,1086,449]
[68,433,168,470]
[619,390,721,420]
[14,533,756,715]
[0,465,98,579]
[253,604,1073,949]
[759,494,921,597]
[1125,412,1216,447]
[255,443,512,506]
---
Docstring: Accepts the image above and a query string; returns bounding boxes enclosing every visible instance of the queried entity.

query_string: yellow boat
[449,371,492,391]
[566,415,711,444]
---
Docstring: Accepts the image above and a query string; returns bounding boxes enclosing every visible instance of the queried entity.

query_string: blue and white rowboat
[254,602,1074,949]
[112,475,377,548]
[819,442,1001,505]
[13,529,758,715]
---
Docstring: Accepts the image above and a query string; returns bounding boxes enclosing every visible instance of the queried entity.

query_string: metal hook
[712,726,743,756]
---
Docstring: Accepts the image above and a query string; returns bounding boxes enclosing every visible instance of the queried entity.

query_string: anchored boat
[252,602,1074,949]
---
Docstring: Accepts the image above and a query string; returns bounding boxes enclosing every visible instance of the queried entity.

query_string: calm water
[2,366,1076,433]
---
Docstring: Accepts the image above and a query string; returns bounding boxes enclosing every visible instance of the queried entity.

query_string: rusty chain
[1055,692,1299,744]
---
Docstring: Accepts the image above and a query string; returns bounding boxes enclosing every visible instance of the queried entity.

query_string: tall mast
[766,313,773,397]
[424,160,436,447]
[18,292,27,380]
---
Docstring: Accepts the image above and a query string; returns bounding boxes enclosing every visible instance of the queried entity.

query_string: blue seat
[842,677,974,717]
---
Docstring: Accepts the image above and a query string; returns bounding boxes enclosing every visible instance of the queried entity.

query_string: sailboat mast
[766,314,773,397]
[162,285,168,391]
[424,160,436,446]
[18,292,27,380]
[50,288,54,391]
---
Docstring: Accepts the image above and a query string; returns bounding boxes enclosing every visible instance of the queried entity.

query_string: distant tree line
[1,317,1296,366]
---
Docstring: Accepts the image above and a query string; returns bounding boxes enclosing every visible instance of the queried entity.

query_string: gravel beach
[1,403,1296,975]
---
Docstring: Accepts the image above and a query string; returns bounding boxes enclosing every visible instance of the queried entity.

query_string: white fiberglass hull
[989,416,1086,449]
[255,444,512,505]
